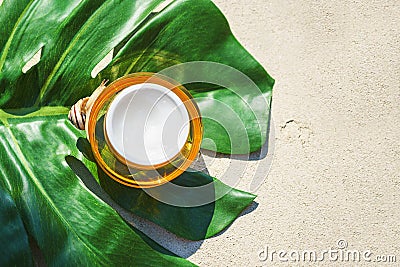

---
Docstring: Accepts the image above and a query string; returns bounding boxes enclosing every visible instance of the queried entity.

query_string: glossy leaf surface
[0,0,274,154]
[49,123,255,242]
[0,109,193,266]
[89,154,256,241]
[102,172,255,240]
[104,0,275,153]
[0,0,163,107]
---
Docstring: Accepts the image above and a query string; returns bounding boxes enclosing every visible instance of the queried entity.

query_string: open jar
[77,73,202,188]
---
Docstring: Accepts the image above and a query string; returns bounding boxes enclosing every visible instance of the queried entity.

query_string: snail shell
[68,97,89,130]
[68,79,108,130]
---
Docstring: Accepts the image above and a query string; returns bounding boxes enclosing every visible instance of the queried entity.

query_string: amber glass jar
[86,73,202,188]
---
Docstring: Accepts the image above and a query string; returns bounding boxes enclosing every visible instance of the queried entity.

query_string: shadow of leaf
[65,155,186,257]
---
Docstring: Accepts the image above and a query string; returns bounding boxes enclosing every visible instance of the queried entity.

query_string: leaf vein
[0,0,36,72]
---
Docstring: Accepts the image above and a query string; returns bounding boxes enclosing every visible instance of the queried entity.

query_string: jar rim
[87,72,203,188]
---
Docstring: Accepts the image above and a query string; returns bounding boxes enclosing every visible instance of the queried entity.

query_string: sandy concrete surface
[169,0,399,265]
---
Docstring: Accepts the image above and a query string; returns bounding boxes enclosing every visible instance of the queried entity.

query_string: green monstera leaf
[73,139,256,240]
[0,0,274,265]
[0,109,193,266]
[0,0,274,154]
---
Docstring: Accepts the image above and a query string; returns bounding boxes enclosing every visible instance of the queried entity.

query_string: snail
[68,79,108,130]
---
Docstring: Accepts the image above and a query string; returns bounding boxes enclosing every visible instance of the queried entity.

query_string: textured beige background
[163,0,399,265]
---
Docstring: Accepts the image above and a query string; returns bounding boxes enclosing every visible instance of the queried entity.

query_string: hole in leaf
[152,0,174,13]
[91,49,113,78]
[22,47,42,74]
